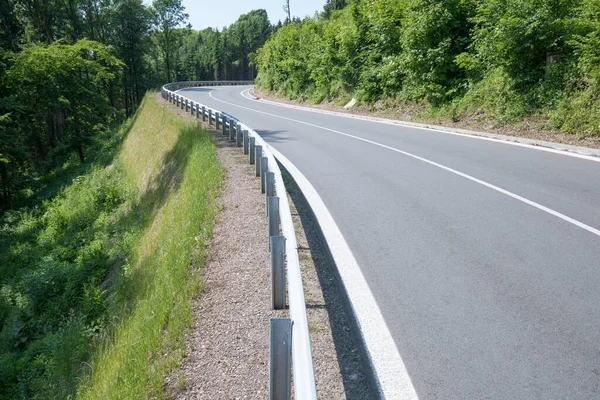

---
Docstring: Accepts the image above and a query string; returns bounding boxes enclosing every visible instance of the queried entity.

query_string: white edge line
[268,144,420,400]
[202,85,420,397]
[241,88,600,163]
[208,88,600,239]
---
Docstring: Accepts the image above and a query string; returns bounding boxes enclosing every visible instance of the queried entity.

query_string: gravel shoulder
[159,94,371,399]
[252,88,600,150]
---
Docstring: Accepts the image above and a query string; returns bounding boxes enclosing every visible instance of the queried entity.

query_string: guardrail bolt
[267,196,279,240]
[269,318,292,400]
[243,131,249,155]
[260,157,268,194]
[236,124,242,147]
[250,137,256,165]
[255,145,262,176]
[269,237,286,310]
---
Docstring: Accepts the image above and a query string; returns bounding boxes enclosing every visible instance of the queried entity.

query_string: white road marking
[208,89,600,238]
[269,145,419,400]
[239,88,600,163]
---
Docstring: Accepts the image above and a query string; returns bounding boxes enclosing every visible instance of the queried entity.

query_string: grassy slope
[77,94,222,398]
[0,93,222,399]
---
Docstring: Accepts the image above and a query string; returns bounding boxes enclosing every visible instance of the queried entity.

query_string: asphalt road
[181,85,600,399]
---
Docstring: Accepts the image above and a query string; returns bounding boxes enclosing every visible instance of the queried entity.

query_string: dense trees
[0,2,271,397]
[171,10,271,82]
[0,1,270,210]
[152,0,188,83]
[257,0,600,137]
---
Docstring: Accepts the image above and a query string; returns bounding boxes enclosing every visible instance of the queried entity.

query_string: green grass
[0,93,222,399]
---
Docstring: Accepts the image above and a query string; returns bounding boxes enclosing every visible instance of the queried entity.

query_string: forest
[256,0,600,139]
[0,1,272,398]
[0,0,272,211]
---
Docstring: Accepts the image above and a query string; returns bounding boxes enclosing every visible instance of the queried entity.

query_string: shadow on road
[280,163,381,400]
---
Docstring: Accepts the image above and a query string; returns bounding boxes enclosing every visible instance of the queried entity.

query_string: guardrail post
[243,131,249,155]
[209,110,213,126]
[250,138,256,164]
[267,196,279,238]
[185,99,189,112]
[202,106,206,122]
[236,124,242,147]
[266,172,275,212]
[181,97,184,109]
[216,112,220,130]
[255,145,262,176]
[260,157,268,194]
[229,120,235,141]
[270,318,292,400]
[222,116,228,136]
[270,237,286,310]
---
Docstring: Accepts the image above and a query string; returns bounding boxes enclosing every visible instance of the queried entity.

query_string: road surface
[180,85,600,399]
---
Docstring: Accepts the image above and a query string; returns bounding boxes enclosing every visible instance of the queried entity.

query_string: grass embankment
[0,93,222,398]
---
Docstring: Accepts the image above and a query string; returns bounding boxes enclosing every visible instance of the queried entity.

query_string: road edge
[244,89,600,162]
[265,145,419,400]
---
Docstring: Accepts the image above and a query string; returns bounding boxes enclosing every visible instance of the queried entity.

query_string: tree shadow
[254,129,297,144]
[107,125,198,308]
[177,88,215,94]
[280,162,381,400]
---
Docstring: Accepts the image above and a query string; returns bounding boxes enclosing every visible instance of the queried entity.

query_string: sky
[180,0,327,30]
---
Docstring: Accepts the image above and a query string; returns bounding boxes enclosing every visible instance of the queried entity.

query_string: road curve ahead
[181,85,600,399]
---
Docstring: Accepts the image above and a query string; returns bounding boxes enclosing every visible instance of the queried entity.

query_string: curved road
[181,85,600,399]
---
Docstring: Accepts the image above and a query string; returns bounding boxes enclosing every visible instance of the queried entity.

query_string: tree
[6,40,123,163]
[323,0,348,18]
[113,0,152,115]
[152,0,188,82]
[283,0,291,24]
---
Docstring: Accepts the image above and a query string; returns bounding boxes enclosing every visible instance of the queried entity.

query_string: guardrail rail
[161,81,318,400]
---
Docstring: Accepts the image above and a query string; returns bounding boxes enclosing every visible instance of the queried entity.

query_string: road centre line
[239,88,600,163]
[207,89,600,239]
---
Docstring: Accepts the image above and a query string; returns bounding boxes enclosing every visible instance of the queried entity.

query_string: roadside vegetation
[0,1,271,398]
[1,0,271,211]
[0,94,222,398]
[256,0,600,138]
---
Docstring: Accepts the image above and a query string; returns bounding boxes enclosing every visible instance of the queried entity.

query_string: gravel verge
[158,94,364,399]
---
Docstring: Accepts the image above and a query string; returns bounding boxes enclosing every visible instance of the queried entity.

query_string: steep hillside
[0,93,222,399]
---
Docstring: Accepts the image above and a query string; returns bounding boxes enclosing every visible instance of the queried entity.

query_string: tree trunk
[77,143,85,163]
[0,162,10,209]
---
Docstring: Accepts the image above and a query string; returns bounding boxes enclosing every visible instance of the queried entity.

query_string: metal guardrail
[161,82,318,400]
[165,80,255,91]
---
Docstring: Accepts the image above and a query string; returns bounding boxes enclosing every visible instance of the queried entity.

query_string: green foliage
[7,40,123,163]
[151,0,188,82]
[172,9,271,82]
[0,123,136,398]
[257,0,600,137]
[0,93,222,399]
